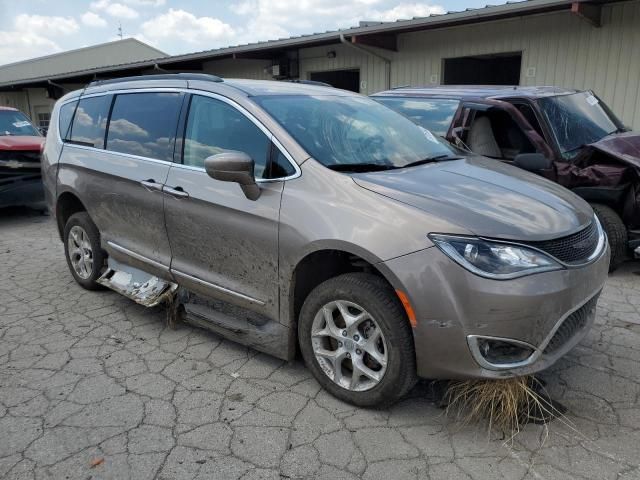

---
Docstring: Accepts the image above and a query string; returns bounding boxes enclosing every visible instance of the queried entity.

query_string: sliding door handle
[164,186,190,198]
[140,179,163,192]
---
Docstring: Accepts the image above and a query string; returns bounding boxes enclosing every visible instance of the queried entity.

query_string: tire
[298,272,417,407]
[63,212,106,290]
[591,203,627,272]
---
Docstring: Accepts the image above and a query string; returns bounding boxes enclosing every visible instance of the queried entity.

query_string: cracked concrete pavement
[1,208,640,480]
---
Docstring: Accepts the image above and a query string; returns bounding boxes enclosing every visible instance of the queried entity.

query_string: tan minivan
[43,74,609,406]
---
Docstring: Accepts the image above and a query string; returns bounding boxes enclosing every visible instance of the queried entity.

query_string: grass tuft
[444,376,566,439]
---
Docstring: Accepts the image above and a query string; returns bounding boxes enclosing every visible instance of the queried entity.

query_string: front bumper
[381,242,610,380]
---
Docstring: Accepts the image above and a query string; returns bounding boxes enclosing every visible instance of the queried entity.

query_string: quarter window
[59,101,77,140]
[106,92,182,161]
[68,96,110,148]
[183,95,273,178]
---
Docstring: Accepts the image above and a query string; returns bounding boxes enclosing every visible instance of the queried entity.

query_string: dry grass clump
[444,376,566,439]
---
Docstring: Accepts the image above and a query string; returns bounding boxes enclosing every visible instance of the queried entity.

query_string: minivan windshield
[0,110,40,137]
[537,92,622,158]
[255,95,457,171]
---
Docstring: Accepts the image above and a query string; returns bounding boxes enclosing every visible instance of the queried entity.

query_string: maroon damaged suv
[372,86,639,270]
[0,106,45,209]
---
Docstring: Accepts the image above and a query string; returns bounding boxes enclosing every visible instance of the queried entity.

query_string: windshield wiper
[402,154,460,168]
[326,163,397,173]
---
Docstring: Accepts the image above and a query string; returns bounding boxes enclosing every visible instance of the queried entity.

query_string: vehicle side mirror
[514,153,552,172]
[204,151,261,200]
[38,127,48,136]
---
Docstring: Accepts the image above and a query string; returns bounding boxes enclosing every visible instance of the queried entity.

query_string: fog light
[476,338,534,365]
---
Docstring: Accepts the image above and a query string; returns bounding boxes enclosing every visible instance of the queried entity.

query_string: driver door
[163,93,286,321]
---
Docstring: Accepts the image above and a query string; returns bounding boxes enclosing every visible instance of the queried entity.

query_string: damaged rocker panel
[97,258,178,307]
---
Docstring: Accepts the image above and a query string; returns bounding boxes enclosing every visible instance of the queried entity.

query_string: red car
[0,106,45,209]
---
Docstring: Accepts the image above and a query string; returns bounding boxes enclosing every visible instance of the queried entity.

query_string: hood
[0,135,44,151]
[587,131,640,169]
[353,156,593,242]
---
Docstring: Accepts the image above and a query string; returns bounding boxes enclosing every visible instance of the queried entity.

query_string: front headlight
[429,234,563,279]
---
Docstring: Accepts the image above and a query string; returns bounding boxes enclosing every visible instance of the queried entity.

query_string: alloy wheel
[67,225,93,280]
[311,300,388,392]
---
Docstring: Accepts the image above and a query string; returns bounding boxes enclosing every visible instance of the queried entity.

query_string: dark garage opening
[309,69,360,92]
[443,52,522,85]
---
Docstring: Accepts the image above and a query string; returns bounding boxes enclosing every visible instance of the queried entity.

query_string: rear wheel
[298,273,417,407]
[591,203,627,272]
[63,212,105,290]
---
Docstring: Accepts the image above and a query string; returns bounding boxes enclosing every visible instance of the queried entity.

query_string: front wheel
[591,203,627,272]
[298,273,417,407]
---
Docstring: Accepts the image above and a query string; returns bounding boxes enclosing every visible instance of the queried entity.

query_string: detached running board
[97,258,177,307]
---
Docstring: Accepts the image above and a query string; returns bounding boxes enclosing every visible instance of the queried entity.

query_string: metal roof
[0,0,622,89]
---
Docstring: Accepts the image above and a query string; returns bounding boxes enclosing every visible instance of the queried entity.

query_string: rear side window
[374,97,459,136]
[68,95,111,148]
[59,101,77,140]
[183,95,273,178]
[106,92,182,161]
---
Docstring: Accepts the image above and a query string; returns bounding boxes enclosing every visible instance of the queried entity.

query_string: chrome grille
[544,294,599,355]
[526,221,599,264]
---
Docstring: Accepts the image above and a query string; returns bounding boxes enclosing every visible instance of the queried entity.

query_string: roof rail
[283,79,333,88]
[88,73,223,87]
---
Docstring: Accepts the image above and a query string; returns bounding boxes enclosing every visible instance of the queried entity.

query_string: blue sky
[0,0,506,65]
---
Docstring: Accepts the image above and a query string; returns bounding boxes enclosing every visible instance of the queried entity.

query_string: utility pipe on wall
[339,34,392,92]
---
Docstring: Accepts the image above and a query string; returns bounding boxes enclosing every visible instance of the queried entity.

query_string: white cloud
[140,9,235,46]
[230,1,445,45]
[91,0,139,20]
[122,0,165,5]
[14,14,79,37]
[81,12,108,28]
[368,3,445,21]
[0,14,79,65]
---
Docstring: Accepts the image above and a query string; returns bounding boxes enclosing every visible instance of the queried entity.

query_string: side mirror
[514,153,552,172]
[38,127,48,136]
[204,151,261,200]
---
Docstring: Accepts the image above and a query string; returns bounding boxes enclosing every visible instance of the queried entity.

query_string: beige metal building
[2,0,639,128]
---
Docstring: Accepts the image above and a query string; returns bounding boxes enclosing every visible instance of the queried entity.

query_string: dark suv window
[106,92,182,161]
[184,95,284,179]
[68,95,111,148]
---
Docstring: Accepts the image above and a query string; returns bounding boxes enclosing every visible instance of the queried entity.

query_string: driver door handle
[164,186,190,199]
[140,179,163,192]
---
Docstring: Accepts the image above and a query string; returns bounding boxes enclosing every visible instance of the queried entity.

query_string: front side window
[373,97,460,137]
[106,92,182,161]
[183,95,273,179]
[0,110,40,137]
[255,95,456,171]
[68,96,110,148]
